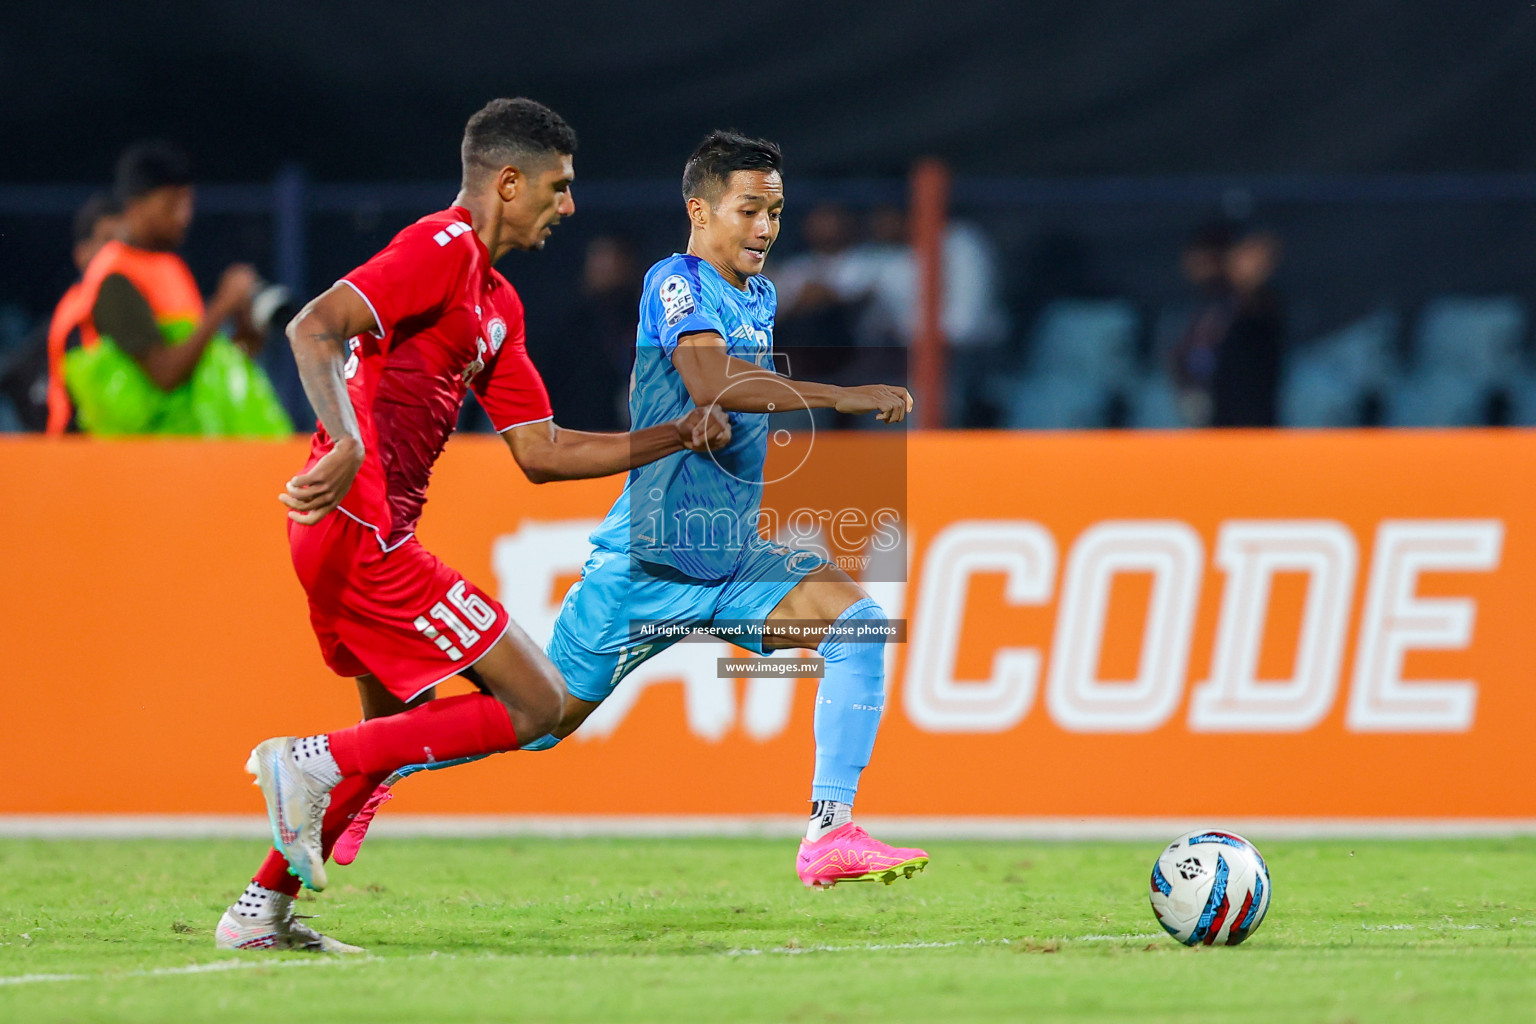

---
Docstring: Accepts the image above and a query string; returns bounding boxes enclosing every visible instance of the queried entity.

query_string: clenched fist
[676,405,733,453]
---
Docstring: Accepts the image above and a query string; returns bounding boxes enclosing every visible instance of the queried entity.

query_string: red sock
[253,847,302,896]
[251,771,389,895]
[326,693,519,778]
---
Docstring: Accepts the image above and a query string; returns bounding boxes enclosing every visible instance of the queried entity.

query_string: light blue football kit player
[537,132,927,886]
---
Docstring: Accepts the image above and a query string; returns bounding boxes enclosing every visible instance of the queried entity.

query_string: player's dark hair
[682,130,783,205]
[113,141,193,202]
[73,192,121,245]
[462,98,578,185]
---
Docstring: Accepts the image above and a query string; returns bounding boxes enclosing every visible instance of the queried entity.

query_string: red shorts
[289,510,510,701]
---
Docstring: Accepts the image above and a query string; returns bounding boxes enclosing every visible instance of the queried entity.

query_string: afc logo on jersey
[659,275,696,326]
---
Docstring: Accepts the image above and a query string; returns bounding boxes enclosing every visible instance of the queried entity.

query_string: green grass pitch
[2,836,1534,1023]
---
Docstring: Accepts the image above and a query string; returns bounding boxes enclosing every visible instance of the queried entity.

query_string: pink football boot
[331,784,393,866]
[332,755,487,866]
[796,824,930,888]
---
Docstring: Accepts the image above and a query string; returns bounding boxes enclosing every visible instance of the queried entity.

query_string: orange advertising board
[1,431,1532,819]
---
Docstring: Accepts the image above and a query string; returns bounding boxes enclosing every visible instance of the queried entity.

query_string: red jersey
[305,206,552,549]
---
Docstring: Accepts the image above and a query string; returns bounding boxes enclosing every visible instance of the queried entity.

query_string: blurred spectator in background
[46,194,124,433]
[1170,221,1234,426]
[0,193,122,432]
[536,235,642,430]
[1170,222,1284,427]
[1213,231,1284,427]
[771,203,867,379]
[843,205,915,348]
[66,141,291,436]
[849,205,1008,425]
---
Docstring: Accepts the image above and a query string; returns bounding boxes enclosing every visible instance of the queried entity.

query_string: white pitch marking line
[725,934,1163,956]
[1359,923,1499,932]
[0,933,1170,985]
[0,955,373,987]
[727,939,979,956]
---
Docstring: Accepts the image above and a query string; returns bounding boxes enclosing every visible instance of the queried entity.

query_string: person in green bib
[68,141,293,437]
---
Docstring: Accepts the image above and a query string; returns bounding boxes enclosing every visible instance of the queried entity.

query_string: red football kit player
[289,206,546,698]
[216,99,729,953]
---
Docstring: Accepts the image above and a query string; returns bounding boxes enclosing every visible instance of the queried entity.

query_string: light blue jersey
[588,253,777,580]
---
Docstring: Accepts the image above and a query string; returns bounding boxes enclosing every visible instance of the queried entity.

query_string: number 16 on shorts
[414,581,498,661]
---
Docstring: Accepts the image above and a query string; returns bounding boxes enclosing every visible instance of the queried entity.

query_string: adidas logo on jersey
[730,324,770,345]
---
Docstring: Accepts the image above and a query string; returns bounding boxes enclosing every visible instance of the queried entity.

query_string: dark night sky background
[5,1,1536,184]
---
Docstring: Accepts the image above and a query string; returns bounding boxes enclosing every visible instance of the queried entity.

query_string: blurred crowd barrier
[3,431,1533,821]
[6,174,1536,432]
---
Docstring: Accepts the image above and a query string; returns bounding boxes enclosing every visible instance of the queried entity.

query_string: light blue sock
[810,598,888,805]
[378,732,560,798]
[391,732,560,780]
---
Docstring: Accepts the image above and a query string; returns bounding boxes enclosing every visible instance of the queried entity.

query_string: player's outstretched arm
[501,406,731,484]
[280,284,376,524]
[672,331,913,423]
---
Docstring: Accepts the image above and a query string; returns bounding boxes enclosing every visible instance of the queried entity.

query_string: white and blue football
[1149,829,1271,946]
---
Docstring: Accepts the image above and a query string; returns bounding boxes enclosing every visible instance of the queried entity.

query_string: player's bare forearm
[290,329,356,445]
[673,333,842,411]
[704,360,845,413]
[503,409,730,484]
[287,286,373,446]
[280,285,376,523]
[502,423,676,483]
[672,332,913,422]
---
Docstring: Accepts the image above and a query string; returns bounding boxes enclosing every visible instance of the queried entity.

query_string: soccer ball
[1148,829,1271,946]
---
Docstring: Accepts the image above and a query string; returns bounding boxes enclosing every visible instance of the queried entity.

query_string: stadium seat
[1279,309,1399,427]
[1507,376,1536,426]
[1002,376,1115,429]
[1385,375,1493,427]
[1412,296,1525,381]
[1024,299,1140,385]
[1385,297,1526,426]
[1127,373,1185,429]
[1001,299,1140,429]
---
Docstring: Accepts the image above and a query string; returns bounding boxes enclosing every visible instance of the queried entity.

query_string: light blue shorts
[546,539,826,703]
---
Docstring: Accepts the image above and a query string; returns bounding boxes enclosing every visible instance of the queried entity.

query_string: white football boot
[215,892,363,954]
[247,737,331,891]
